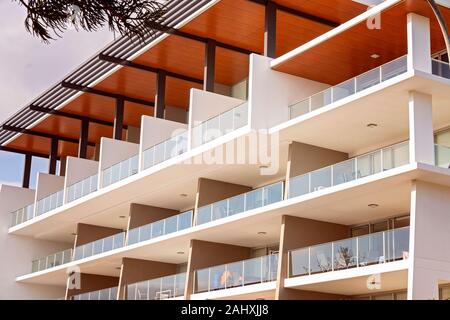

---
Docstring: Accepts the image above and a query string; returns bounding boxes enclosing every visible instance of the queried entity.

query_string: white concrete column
[408,91,434,165]
[407,181,450,300]
[407,13,431,73]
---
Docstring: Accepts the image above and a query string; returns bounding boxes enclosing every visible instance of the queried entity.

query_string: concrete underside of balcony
[284,260,408,296]
[9,127,289,242]
[16,163,450,286]
[190,282,276,300]
[270,71,450,156]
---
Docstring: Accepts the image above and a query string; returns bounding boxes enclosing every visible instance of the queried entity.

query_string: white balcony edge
[190,281,276,300]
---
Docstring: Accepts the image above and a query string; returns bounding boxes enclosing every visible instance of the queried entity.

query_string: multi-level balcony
[192,254,278,300]
[127,273,186,300]
[72,286,118,301]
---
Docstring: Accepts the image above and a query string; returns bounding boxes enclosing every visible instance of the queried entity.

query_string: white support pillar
[408,181,450,300]
[408,91,434,165]
[407,13,432,73]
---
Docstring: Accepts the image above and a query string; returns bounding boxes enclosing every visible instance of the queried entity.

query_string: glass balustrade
[143,130,189,170]
[432,59,450,80]
[127,211,193,245]
[289,55,408,119]
[127,273,186,300]
[289,227,410,278]
[194,254,278,293]
[102,154,139,188]
[73,232,125,261]
[435,144,450,169]
[289,141,409,199]
[66,174,98,203]
[196,181,284,226]
[31,249,73,273]
[192,102,248,147]
[36,189,64,216]
[72,286,118,300]
[10,203,35,227]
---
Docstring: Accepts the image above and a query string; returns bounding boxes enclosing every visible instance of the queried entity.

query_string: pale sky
[0,1,114,187]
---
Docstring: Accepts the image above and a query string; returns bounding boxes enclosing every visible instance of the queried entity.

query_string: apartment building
[1,0,450,301]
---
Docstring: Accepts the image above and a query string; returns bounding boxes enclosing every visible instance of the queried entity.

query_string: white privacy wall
[35,173,65,202]
[248,53,330,130]
[64,157,99,188]
[98,137,140,171]
[0,185,67,299]
[139,116,188,171]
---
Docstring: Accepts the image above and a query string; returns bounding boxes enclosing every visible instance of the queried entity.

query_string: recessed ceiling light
[257,231,267,235]
[177,251,185,255]
[116,267,122,270]
[179,194,188,198]
[119,215,126,219]
[259,164,270,169]
[371,54,380,59]
[367,123,378,128]
[368,203,379,208]
[71,233,77,236]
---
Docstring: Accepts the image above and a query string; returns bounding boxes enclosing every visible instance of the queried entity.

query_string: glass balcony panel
[233,103,248,129]
[102,236,113,252]
[205,117,221,142]
[74,247,84,260]
[435,144,450,169]
[243,257,262,286]
[383,142,409,170]
[196,206,212,225]
[195,269,210,293]
[432,59,450,79]
[178,132,188,154]
[160,276,175,299]
[54,251,63,267]
[82,179,90,198]
[333,79,355,102]
[175,273,186,297]
[357,150,382,178]
[358,232,385,266]
[263,254,278,281]
[209,265,226,291]
[38,257,46,271]
[31,260,39,273]
[127,284,137,300]
[310,89,332,111]
[178,211,192,230]
[99,289,110,300]
[290,248,310,277]
[245,188,263,211]
[148,279,161,300]
[63,249,72,264]
[212,199,228,221]
[139,224,152,242]
[263,182,283,206]
[84,243,93,258]
[143,147,154,169]
[289,99,310,119]
[154,142,165,165]
[102,167,111,187]
[390,227,410,261]
[309,243,333,274]
[165,139,177,160]
[113,233,124,249]
[119,158,130,180]
[220,109,234,134]
[288,174,309,198]
[382,56,408,81]
[111,164,120,184]
[333,159,356,186]
[333,238,357,270]
[226,261,243,288]
[67,185,75,202]
[151,220,165,239]
[164,215,178,235]
[310,167,332,192]
[130,155,139,175]
[356,68,380,92]
[127,228,139,245]
[136,281,149,300]
[228,194,245,216]
[90,175,98,193]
